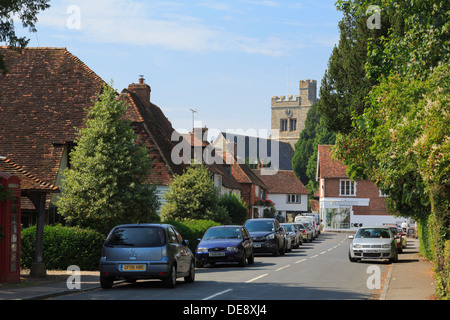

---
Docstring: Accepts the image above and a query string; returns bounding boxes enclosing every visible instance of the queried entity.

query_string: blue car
[195,225,254,267]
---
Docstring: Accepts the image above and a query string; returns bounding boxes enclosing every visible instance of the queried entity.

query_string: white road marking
[275,265,291,272]
[202,289,233,300]
[246,274,268,283]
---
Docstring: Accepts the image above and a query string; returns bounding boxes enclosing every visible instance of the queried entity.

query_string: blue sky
[19,0,343,140]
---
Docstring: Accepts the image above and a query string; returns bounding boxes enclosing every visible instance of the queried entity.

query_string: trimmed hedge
[163,219,220,252]
[20,219,219,271]
[21,225,105,270]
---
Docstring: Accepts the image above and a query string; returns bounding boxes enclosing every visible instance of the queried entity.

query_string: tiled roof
[317,145,348,179]
[0,47,105,186]
[118,89,186,185]
[253,169,309,195]
[0,157,58,192]
[219,133,295,170]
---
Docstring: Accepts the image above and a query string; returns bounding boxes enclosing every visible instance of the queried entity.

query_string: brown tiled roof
[118,89,186,185]
[317,145,348,178]
[0,47,105,186]
[253,169,309,195]
[0,157,58,192]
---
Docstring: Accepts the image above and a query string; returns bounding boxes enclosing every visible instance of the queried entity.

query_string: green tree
[218,192,248,225]
[292,102,335,194]
[160,164,230,224]
[57,83,160,235]
[0,0,50,74]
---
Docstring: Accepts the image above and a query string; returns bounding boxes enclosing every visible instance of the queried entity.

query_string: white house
[253,169,309,222]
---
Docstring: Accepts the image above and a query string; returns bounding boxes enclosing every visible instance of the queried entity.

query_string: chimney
[128,75,151,108]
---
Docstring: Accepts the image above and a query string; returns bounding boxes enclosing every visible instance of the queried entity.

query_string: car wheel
[163,264,177,288]
[184,260,195,283]
[248,251,254,264]
[348,250,357,263]
[239,251,247,267]
[100,276,114,289]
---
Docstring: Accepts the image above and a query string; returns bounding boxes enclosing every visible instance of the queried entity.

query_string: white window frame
[339,179,356,196]
[286,194,301,203]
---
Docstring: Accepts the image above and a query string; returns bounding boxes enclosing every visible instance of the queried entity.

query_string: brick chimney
[128,75,151,108]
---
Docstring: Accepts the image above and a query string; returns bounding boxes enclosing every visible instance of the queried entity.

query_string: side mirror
[182,239,189,246]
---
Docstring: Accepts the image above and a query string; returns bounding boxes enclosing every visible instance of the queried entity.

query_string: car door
[173,226,191,274]
[241,227,252,258]
[167,226,187,275]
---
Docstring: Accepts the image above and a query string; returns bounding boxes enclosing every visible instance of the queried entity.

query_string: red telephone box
[0,173,21,284]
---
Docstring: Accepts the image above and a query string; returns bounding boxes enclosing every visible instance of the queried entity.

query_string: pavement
[0,237,436,300]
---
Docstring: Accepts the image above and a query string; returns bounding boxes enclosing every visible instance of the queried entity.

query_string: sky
[16,0,343,140]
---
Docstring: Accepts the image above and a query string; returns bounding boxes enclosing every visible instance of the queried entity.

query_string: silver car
[99,224,195,289]
[348,227,398,263]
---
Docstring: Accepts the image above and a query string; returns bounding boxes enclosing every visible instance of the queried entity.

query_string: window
[255,185,259,197]
[280,119,288,132]
[289,118,297,131]
[340,180,356,196]
[287,194,300,203]
[379,189,388,197]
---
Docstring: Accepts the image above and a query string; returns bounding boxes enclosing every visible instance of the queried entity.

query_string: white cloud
[35,0,300,57]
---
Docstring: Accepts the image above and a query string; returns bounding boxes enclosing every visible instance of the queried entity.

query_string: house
[253,169,309,222]
[211,132,295,171]
[218,142,269,219]
[178,127,242,197]
[316,145,411,231]
[0,47,186,220]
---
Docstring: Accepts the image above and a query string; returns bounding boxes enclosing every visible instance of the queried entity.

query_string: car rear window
[245,220,275,232]
[105,226,166,247]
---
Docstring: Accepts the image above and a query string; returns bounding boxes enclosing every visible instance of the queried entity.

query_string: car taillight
[302,230,306,234]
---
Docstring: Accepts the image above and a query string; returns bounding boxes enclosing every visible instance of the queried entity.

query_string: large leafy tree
[57,83,160,234]
[0,0,50,74]
[292,102,335,194]
[327,0,449,298]
[160,164,230,224]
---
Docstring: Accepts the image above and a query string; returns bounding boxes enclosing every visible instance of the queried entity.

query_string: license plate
[119,264,146,271]
[366,250,379,253]
[253,243,262,248]
[209,252,225,257]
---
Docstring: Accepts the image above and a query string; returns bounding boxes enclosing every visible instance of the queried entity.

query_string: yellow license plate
[120,264,146,271]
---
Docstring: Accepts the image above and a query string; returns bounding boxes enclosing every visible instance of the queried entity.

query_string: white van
[295,215,319,238]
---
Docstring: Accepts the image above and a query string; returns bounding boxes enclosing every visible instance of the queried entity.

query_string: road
[52,232,389,301]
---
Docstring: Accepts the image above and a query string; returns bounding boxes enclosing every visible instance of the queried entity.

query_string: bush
[218,192,248,225]
[163,219,220,252]
[21,225,105,270]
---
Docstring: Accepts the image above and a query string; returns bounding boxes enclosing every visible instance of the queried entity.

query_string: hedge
[20,219,219,271]
[21,225,105,270]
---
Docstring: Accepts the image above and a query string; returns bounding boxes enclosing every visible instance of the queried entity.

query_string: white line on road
[320,251,327,255]
[245,274,268,283]
[275,265,291,272]
[295,259,307,264]
[310,254,318,258]
[202,289,233,300]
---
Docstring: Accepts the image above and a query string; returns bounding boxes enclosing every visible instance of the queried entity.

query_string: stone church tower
[271,79,317,148]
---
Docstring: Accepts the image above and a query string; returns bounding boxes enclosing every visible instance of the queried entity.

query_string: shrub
[21,225,105,270]
[163,219,220,252]
[218,192,248,225]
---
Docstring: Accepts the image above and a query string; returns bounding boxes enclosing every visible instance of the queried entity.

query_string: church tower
[271,79,317,148]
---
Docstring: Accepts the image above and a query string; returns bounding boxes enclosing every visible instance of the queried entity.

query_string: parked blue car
[195,225,254,267]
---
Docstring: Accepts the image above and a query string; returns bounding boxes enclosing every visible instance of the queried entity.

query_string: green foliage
[0,0,51,74]
[162,219,220,252]
[292,102,335,194]
[21,225,105,270]
[218,192,248,225]
[160,164,231,224]
[56,83,160,235]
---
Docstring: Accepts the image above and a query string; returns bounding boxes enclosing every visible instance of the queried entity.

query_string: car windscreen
[295,223,305,230]
[203,227,242,240]
[245,220,275,232]
[355,228,391,239]
[105,226,166,247]
[282,224,294,231]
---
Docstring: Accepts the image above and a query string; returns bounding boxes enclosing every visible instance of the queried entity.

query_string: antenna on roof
[189,108,197,131]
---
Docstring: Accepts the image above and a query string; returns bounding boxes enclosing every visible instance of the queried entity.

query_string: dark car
[99,224,195,289]
[281,223,302,248]
[195,225,254,267]
[244,218,286,256]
